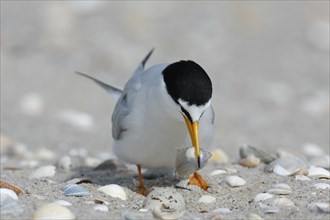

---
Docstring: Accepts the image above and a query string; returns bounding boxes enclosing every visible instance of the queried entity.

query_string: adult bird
[76,49,214,195]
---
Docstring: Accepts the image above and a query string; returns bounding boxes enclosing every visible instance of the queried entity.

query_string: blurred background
[1,1,329,163]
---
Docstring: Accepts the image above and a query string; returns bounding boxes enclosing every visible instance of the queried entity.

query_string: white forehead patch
[178,99,211,122]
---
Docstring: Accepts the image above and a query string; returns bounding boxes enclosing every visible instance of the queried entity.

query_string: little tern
[76,49,214,195]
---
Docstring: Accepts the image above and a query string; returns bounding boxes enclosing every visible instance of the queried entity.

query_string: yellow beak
[183,114,201,168]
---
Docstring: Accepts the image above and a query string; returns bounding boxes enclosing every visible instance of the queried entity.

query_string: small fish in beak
[175,147,212,179]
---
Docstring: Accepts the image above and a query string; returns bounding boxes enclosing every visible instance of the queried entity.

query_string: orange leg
[136,165,149,196]
[188,171,209,190]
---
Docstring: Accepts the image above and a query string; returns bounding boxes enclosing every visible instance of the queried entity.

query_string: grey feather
[75,71,123,102]
[112,49,154,140]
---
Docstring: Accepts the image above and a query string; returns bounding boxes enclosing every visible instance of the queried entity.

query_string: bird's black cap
[162,60,212,106]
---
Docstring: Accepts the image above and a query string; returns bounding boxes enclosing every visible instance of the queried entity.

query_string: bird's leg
[136,165,149,196]
[188,171,209,190]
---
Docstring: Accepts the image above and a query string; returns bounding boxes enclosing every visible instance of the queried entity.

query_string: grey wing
[111,49,154,140]
[111,92,130,140]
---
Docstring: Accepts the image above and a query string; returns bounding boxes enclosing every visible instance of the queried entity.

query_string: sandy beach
[1,1,329,219]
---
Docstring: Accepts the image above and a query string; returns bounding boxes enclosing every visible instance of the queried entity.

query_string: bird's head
[162,60,212,168]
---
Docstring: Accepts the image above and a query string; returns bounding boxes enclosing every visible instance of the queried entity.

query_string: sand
[1,1,329,219]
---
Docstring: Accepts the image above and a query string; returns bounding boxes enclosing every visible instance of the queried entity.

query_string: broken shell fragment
[62,183,90,197]
[33,203,76,220]
[265,156,309,176]
[30,165,56,179]
[308,166,330,179]
[225,176,246,187]
[0,181,23,195]
[198,195,216,204]
[267,183,292,195]
[238,154,261,168]
[239,144,275,164]
[175,147,212,179]
[98,184,127,200]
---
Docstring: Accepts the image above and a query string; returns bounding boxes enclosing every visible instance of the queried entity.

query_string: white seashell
[267,183,292,195]
[98,184,127,200]
[0,188,18,203]
[93,204,109,212]
[238,154,261,168]
[210,169,227,176]
[247,213,264,220]
[265,156,309,176]
[308,202,330,213]
[273,198,295,207]
[308,166,330,179]
[33,203,76,220]
[53,200,73,206]
[62,184,90,196]
[211,208,231,214]
[143,187,185,212]
[314,183,330,189]
[210,148,229,164]
[20,93,44,116]
[57,109,94,130]
[254,193,273,202]
[295,175,311,181]
[138,208,149,213]
[302,143,324,157]
[225,176,246,187]
[30,165,56,179]
[198,195,216,204]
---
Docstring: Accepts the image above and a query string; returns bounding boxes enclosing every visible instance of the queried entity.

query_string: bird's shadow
[66,159,179,192]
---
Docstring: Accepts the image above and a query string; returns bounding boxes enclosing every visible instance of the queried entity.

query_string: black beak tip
[197,156,201,168]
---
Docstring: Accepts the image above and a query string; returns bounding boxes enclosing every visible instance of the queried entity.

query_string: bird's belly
[113,121,187,168]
